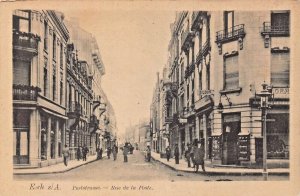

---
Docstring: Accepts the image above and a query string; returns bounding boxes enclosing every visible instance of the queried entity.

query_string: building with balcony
[152,10,290,168]
[13,10,69,167]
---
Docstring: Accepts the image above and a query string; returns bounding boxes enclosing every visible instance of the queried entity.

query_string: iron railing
[261,22,289,36]
[13,30,40,53]
[216,24,245,43]
[67,101,82,115]
[13,84,40,101]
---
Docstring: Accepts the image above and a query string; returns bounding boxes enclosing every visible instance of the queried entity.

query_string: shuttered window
[271,52,289,87]
[13,60,30,85]
[224,55,239,90]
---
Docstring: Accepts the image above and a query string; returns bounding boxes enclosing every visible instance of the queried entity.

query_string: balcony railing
[216,24,245,44]
[260,22,289,36]
[185,62,195,79]
[195,39,210,65]
[67,101,82,117]
[191,11,202,31]
[13,84,40,101]
[181,27,194,51]
[13,30,40,55]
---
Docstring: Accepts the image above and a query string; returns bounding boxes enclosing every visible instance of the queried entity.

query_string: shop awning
[40,107,68,119]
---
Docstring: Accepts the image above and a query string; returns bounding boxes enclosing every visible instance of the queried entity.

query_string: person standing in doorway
[62,145,70,166]
[165,146,171,162]
[174,144,179,164]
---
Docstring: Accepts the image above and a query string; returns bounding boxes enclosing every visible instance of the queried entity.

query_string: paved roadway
[14,151,288,181]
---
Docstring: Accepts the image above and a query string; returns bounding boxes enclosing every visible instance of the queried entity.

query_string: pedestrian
[77,146,82,161]
[123,143,129,162]
[107,146,111,159]
[82,145,89,161]
[193,139,205,173]
[165,146,171,162]
[185,143,192,168]
[96,146,100,160]
[99,148,103,159]
[190,139,198,168]
[174,143,179,164]
[112,144,118,161]
[62,144,70,166]
[146,145,151,162]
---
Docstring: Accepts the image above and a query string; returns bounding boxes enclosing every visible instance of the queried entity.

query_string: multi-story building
[154,10,290,167]
[12,10,114,167]
[13,10,69,167]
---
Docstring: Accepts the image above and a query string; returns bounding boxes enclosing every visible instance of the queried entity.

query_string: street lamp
[255,81,274,181]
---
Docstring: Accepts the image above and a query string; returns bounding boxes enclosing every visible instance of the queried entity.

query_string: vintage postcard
[0,0,299,196]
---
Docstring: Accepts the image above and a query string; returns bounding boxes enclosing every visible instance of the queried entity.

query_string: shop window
[40,115,48,160]
[271,51,289,87]
[224,53,239,90]
[266,113,289,159]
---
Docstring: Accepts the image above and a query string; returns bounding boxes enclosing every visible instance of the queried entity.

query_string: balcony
[260,22,289,36]
[191,11,203,31]
[13,30,40,58]
[195,39,210,65]
[89,115,100,133]
[13,84,40,101]
[67,101,82,118]
[185,62,195,79]
[216,24,245,44]
[181,27,195,52]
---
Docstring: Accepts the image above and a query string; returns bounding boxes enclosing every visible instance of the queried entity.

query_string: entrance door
[222,113,241,165]
[13,129,29,164]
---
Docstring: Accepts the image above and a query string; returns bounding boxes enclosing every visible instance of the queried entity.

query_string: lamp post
[255,82,273,181]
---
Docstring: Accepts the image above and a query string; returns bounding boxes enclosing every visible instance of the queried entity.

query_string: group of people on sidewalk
[96,144,119,161]
[62,145,90,166]
[164,139,205,173]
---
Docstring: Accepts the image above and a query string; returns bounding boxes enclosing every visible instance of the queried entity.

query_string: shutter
[13,61,30,85]
[225,55,239,89]
[271,53,289,87]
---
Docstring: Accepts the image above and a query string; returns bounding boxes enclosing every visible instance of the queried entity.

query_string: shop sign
[179,118,187,124]
[199,90,214,96]
[273,87,289,99]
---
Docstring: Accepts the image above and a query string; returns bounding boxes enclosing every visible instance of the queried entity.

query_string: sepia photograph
[1,1,300,196]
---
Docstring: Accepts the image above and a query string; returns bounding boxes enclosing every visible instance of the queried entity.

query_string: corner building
[164,10,289,167]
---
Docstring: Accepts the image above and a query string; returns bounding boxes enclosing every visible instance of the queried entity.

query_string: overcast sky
[62,9,175,134]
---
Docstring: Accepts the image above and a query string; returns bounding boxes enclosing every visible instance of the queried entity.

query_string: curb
[13,158,99,175]
[151,156,289,176]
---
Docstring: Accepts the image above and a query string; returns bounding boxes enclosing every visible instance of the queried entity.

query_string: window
[206,64,210,90]
[60,71,63,105]
[181,63,184,83]
[53,75,56,101]
[224,11,234,35]
[271,52,289,87]
[191,78,195,105]
[60,44,63,68]
[224,54,239,90]
[271,12,289,30]
[44,21,48,51]
[53,33,56,60]
[187,83,190,107]
[199,68,202,92]
[43,58,48,97]
[13,14,30,32]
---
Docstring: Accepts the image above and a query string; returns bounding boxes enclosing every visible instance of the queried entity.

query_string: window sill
[220,87,242,95]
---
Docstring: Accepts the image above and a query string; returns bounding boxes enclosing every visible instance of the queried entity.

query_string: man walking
[62,145,70,166]
[112,144,118,161]
[166,146,171,162]
[146,145,151,162]
[82,145,89,161]
[185,143,192,168]
[123,143,129,163]
[107,146,111,159]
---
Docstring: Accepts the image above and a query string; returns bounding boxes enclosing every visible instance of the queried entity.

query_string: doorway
[222,113,241,165]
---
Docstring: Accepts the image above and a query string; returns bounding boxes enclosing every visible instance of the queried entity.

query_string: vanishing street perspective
[13,10,289,181]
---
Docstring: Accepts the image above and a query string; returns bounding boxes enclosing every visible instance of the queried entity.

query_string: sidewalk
[14,155,100,175]
[151,152,289,176]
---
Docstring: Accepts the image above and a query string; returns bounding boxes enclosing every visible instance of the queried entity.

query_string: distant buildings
[12,10,116,168]
[150,11,290,167]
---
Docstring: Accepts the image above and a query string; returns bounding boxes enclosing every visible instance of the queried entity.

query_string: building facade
[151,10,290,167]
[12,10,114,168]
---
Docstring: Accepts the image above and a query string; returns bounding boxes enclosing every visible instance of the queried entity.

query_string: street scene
[12,9,289,181]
